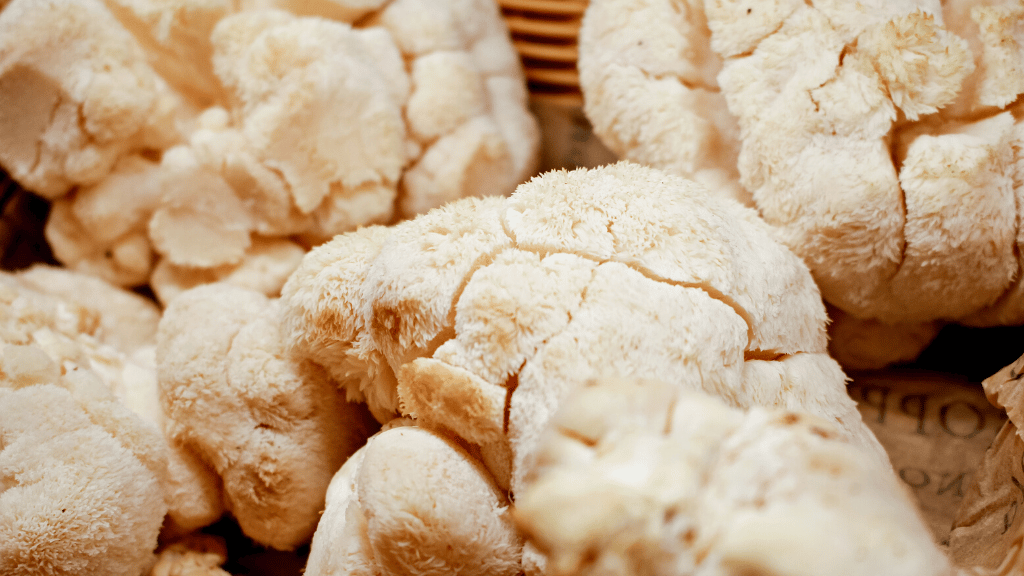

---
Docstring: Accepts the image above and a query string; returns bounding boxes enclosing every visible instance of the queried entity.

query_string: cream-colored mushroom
[515,377,952,576]
[578,0,1024,369]
[285,163,887,572]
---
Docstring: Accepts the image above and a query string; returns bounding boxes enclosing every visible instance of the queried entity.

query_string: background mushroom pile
[2,0,1024,575]
[579,0,1024,369]
[0,0,539,304]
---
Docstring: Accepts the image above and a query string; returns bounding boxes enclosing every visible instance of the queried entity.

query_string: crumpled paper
[947,353,1024,574]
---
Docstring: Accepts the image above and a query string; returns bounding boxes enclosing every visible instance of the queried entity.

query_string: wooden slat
[524,66,579,86]
[504,15,581,39]
[513,40,578,62]
[499,0,587,15]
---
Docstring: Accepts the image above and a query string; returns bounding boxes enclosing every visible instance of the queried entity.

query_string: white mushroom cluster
[579,0,1024,368]
[157,282,376,550]
[0,263,378,574]
[516,377,952,576]
[282,162,889,575]
[0,160,984,574]
[3,0,1016,567]
[0,266,170,576]
[0,0,539,304]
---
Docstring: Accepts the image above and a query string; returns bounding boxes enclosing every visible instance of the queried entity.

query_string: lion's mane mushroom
[0,347,169,576]
[283,162,888,574]
[0,269,178,576]
[515,377,952,576]
[0,265,226,539]
[0,0,538,303]
[156,282,377,550]
[579,0,1024,368]
[305,421,523,576]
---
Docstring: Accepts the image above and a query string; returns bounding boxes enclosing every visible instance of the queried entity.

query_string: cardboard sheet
[848,370,1006,544]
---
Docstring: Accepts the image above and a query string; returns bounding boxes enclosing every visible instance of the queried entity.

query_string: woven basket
[498,0,587,107]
